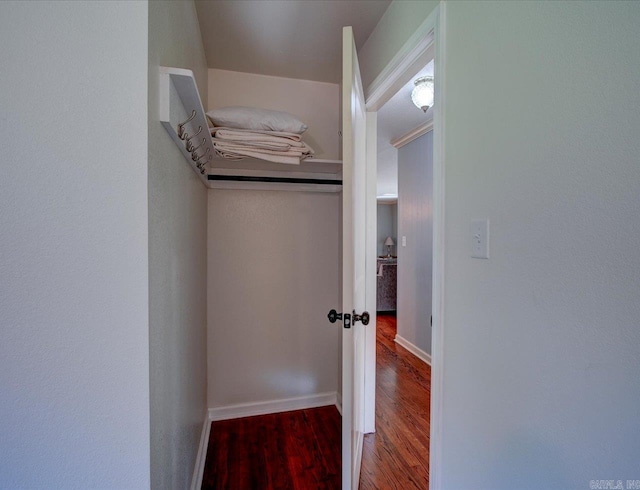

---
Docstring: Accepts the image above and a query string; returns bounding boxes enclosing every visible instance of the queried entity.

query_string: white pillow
[206,106,308,134]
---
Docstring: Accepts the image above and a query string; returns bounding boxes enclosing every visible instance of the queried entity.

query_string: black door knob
[328,309,342,323]
[353,311,370,325]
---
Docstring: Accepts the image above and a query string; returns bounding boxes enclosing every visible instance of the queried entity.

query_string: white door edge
[363,111,378,434]
[342,24,368,490]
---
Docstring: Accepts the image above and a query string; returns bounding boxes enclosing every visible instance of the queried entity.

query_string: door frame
[362,4,445,488]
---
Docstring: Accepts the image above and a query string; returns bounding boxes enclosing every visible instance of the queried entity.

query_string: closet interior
[160,65,344,429]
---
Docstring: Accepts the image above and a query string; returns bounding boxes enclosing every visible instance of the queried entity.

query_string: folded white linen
[214,146,304,165]
[212,140,312,156]
[210,126,314,165]
[212,142,313,165]
[211,127,304,144]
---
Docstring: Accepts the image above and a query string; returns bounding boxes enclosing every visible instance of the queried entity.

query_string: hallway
[359,313,431,489]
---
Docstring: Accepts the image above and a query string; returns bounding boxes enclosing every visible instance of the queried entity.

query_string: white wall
[207,190,340,408]
[0,1,150,488]
[359,0,439,92]
[440,1,640,487]
[148,1,209,489]
[397,132,433,355]
[377,203,397,256]
[377,146,399,198]
[207,69,340,160]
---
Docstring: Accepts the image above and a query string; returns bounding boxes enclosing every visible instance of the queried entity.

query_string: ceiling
[194,0,431,199]
[377,60,434,199]
[377,60,434,154]
[195,0,391,84]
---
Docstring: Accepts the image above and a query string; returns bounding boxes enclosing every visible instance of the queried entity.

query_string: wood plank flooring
[201,406,341,489]
[359,313,431,489]
[200,313,429,489]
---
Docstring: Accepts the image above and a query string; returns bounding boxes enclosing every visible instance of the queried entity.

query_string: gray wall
[397,132,433,355]
[377,203,397,256]
[440,1,640,487]
[207,190,340,408]
[148,1,209,488]
[0,1,150,487]
[359,0,439,91]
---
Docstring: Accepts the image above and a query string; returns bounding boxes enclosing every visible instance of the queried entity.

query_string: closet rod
[207,175,342,185]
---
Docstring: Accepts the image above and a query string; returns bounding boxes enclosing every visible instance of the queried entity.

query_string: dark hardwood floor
[201,406,341,489]
[200,314,429,489]
[359,313,431,490]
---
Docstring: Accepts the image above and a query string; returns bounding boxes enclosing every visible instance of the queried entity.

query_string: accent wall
[397,131,433,356]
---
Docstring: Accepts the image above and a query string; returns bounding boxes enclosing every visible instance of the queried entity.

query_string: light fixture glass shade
[411,76,434,112]
[384,236,395,257]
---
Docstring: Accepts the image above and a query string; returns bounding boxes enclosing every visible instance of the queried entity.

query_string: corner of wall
[148,1,209,488]
[359,0,439,90]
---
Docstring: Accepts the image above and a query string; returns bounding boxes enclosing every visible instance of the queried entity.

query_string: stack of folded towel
[209,127,314,165]
[206,106,314,165]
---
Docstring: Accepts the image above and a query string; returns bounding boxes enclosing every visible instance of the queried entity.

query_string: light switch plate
[471,220,489,259]
[402,236,407,247]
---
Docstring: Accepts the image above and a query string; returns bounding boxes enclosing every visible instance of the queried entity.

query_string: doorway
[359,58,434,488]
[360,4,443,488]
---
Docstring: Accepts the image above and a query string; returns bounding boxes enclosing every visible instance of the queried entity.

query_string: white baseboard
[394,334,432,365]
[208,392,338,421]
[190,412,211,490]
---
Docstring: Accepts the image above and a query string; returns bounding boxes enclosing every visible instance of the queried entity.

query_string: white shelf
[159,66,212,186]
[159,65,343,191]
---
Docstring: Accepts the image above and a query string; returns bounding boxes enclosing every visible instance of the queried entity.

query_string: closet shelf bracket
[159,66,213,186]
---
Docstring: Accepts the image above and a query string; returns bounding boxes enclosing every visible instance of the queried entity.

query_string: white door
[342,25,368,490]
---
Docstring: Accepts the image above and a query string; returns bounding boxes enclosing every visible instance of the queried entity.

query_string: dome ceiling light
[411,76,434,113]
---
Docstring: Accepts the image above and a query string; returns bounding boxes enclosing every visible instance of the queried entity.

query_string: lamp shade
[411,76,434,112]
[384,237,395,246]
